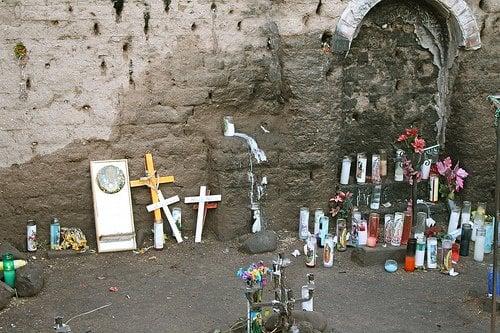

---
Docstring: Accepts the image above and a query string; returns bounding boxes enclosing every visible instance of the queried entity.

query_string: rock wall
[0,0,497,246]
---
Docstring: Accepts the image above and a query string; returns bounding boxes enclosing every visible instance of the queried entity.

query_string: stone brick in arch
[332,0,481,54]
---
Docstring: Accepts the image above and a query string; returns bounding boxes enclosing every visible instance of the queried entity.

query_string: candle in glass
[459,224,472,256]
[421,159,432,180]
[427,237,438,269]
[461,201,471,225]
[356,153,367,184]
[404,238,417,272]
[336,218,347,252]
[350,208,361,247]
[484,221,494,254]
[318,215,329,247]
[340,156,351,185]
[440,238,453,273]
[379,149,387,178]
[447,206,461,234]
[358,219,368,246]
[394,149,404,182]
[384,214,394,245]
[472,206,485,242]
[323,234,335,268]
[474,227,486,262]
[367,213,380,247]
[429,174,439,202]
[391,212,404,246]
[299,207,310,240]
[415,236,426,269]
[414,212,427,239]
[401,212,412,245]
[2,253,15,288]
[451,242,460,263]
[371,154,381,183]
[370,184,382,210]
[313,208,324,238]
[305,235,317,267]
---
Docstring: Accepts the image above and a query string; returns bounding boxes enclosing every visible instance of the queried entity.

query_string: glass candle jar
[340,156,351,185]
[447,206,461,235]
[394,149,404,182]
[401,212,412,246]
[336,218,347,252]
[391,212,404,246]
[414,212,427,239]
[405,238,417,272]
[474,227,486,262]
[440,238,453,273]
[371,154,381,184]
[323,234,335,268]
[459,224,472,256]
[427,237,438,269]
[299,207,310,240]
[461,201,471,225]
[367,213,380,247]
[305,235,317,267]
[379,149,387,178]
[356,153,367,184]
[384,214,394,245]
[313,208,324,238]
[415,236,426,269]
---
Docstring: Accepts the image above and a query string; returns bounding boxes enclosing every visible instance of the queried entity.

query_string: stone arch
[333,0,481,54]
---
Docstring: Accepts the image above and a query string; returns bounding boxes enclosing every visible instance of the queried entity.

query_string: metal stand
[488,95,500,333]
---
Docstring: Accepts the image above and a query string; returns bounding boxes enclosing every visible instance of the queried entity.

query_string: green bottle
[2,253,15,288]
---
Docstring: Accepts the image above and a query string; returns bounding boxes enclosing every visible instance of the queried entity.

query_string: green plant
[14,42,27,60]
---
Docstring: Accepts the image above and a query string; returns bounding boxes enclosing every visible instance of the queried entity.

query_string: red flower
[397,134,408,142]
[404,128,419,137]
[411,137,426,154]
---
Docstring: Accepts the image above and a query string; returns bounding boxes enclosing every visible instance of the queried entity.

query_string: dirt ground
[0,230,495,333]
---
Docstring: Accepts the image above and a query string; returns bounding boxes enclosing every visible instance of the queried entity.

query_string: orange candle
[401,212,412,245]
[405,238,417,272]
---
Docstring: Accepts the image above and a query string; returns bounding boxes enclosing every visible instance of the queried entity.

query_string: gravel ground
[0,230,495,333]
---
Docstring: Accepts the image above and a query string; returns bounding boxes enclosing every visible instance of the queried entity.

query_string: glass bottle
[474,227,486,262]
[414,212,427,239]
[340,156,351,185]
[379,149,387,178]
[404,238,417,272]
[50,217,61,250]
[323,234,335,268]
[415,236,426,269]
[367,213,380,247]
[459,224,472,256]
[299,207,310,240]
[2,253,15,288]
[384,214,394,246]
[447,206,461,235]
[336,219,347,252]
[394,149,404,182]
[461,201,472,226]
[356,153,367,184]
[401,212,412,245]
[391,212,404,246]
[313,208,324,238]
[371,154,381,184]
[427,237,438,269]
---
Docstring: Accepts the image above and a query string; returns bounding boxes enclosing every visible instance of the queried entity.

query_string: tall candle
[474,227,486,262]
[379,149,387,177]
[299,207,310,240]
[394,149,404,182]
[429,174,439,202]
[415,236,426,268]
[370,184,382,210]
[319,216,329,247]
[367,213,380,247]
[401,212,412,246]
[391,212,404,246]
[358,219,368,246]
[340,156,351,185]
[461,201,471,225]
[427,237,438,269]
[384,214,394,245]
[313,208,324,237]
[350,208,361,247]
[371,154,381,183]
[421,159,432,180]
[447,207,461,234]
[356,153,367,184]
[484,222,494,254]
[471,210,484,242]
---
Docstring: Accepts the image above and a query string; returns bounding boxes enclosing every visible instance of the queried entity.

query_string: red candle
[401,212,412,245]
[367,213,380,247]
[451,242,460,263]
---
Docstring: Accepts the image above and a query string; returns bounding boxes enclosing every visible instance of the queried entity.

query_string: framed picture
[90,159,137,252]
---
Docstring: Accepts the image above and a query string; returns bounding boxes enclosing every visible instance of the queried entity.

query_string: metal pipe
[488,95,499,333]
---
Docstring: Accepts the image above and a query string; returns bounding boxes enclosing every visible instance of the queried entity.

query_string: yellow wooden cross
[130,153,175,223]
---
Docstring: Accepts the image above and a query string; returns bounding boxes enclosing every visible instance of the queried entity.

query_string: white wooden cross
[146,190,183,243]
[184,186,221,243]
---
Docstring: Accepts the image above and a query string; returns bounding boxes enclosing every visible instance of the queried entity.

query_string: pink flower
[455,166,468,179]
[455,176,464,191]
[397,134,408,142]
[436,157,452,175]
[411,137,426,154]
[404,128,419,137]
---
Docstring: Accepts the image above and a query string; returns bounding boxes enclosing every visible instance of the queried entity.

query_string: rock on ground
[0,242,27,260]
[239,230,278,254]
[15,263,44,297]
[0,281,14,310]
[265,311,328,332]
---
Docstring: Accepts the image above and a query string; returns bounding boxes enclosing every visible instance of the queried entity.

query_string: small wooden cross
[130,153,175,224]
[193,190,218,222]
[147,191,183,243]
[184,186,221,243]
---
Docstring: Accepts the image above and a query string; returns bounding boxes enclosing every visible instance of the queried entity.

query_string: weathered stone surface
[265,311,328,332]
[239,231,278,254]
[0,242,27,260]
[15,263,44,297]
[351,245,406,267]
[0,0,495,244]
[0,281,14,311]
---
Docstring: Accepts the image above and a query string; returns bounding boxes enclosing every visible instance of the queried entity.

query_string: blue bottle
[487,264,500,297]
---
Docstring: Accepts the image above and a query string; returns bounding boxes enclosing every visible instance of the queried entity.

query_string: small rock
[265,311,327,332]
[0,281,14,310]
[0,242,27,260]
[15,263,44,297]
[239,230,277,254]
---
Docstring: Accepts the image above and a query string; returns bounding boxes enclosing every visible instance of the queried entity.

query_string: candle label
[305,236,316,267]
[391,213,404,246]
[27,221,37,252]
[371,154,381,183]
[323,237,334,267]
[384,214,393,244]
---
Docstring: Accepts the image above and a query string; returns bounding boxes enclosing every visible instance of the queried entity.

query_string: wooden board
[90,160,137,253]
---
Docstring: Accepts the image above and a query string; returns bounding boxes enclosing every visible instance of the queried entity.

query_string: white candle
[421,159,431,180]
[358,220,368,246]
[314,208,324,236]
[299,207,310,240]
[474,229,486,262]
[429,175,439,202]
[415,236,426,268]
[340,156,351,185]
[371,154,381,183]
[391,212,404,246]
[154,222,164,250]
[447,207,461,234]
[426,237,437,269]
[394,149,404,182]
